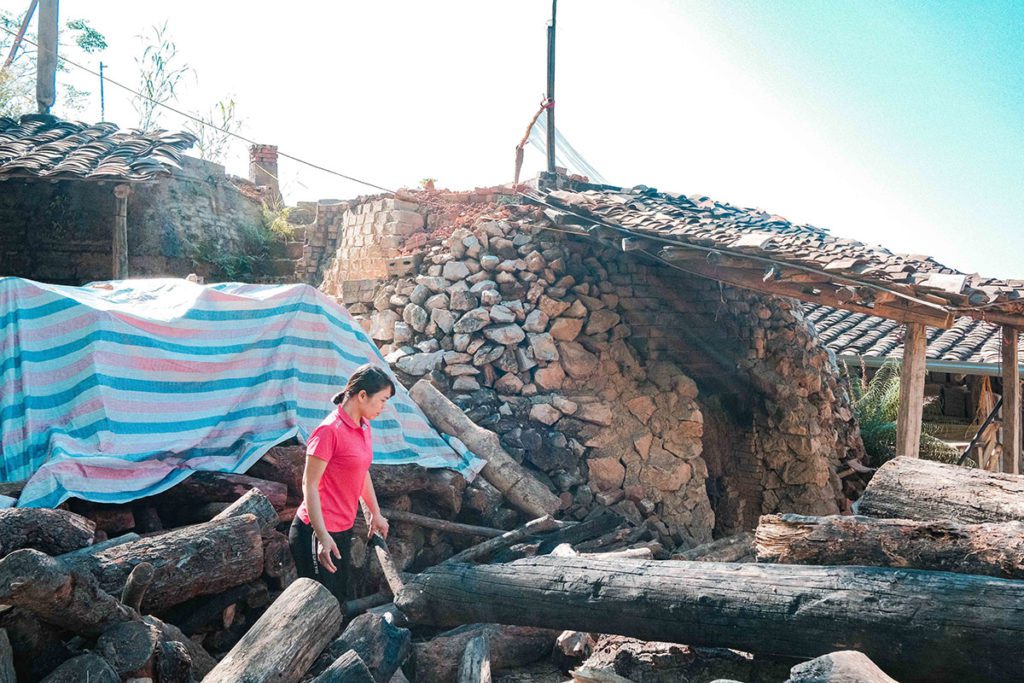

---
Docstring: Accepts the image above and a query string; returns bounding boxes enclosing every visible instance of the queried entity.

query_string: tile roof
[534,184,1024,327]
[804,303,1024,369]
[0,114,196,182]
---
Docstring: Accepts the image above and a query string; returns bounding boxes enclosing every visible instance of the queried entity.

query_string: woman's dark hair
[332,364,396,405]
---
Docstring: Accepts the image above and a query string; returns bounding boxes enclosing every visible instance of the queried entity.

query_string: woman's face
[359,388,392,421]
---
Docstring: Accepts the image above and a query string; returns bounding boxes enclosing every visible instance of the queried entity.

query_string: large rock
[484,324,526,346]
[473,344,505,366]
[494,373,526,395]
[529,333,559,362]
[453,308,492,334]
[586,310,621,335]
[549,317,584,342]
[523,309,549,333]
[431,308,455,334]
[534,364,566,391]
[588,457,626,492]
[403,303,429,333]
[425,293,450,311]
[490,305,516,324]
[443,261,471,281]
[530,404,562,426]
[539,296,571,318]
[449,289,478,311]
[558,342,599,379]
[395,351,443,376]
[577,403,614,427]
[369,310,400,341]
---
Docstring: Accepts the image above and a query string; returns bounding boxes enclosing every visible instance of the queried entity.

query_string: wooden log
[311,649,375,683]
[57,532,139,561]
[0,608,65,682]
[0,628,14,683]
[896,322,927,457]
[213,486,281,535]
[263,529,297,590]
[161,580,269,636]
[786,650,897,683]
[446,515,559,565]
[537,511,618,554]
[409,379,561,517]
[0,507,95,556]
[81,506,136,535]
[755,514,1024,578]
[308,611,411,683]
[383,508,504,538]
[856,456,1024,523]
[68,514,264,614]
[413,624,558,683]
[370,535,406,596]
[248,445,306,498]
[95,620,159,676]
[204,578,341,683]
[343,590,392,619]
[672,532,754,562]
[1001,325,1021,474]
[395,556,1024,683]
[40,653,118,683]
[372,463,467,515]
[458,634,491,683]
[120,561,155,612]
[160,471,288,509]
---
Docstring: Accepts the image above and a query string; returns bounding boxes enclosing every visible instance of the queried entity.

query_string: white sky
[6,0,1023,279]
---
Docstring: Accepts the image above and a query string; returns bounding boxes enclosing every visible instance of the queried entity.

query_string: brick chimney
[248,144,280,198]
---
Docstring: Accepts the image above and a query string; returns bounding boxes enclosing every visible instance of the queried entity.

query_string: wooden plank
[896,323,927,457]
[112,184,131,279]
[1001,326,1021,474]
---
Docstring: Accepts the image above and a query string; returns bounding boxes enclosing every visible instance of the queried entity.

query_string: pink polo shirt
[296,407,374,532]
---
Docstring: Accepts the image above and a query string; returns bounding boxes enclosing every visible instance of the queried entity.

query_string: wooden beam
[1001,326,1021,474]
[896,323,928,458]
[112,184,131,279]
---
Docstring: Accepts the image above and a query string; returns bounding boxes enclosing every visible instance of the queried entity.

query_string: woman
[289,364,393,604]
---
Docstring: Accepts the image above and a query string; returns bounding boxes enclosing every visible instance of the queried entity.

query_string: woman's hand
[369,513,389,540]
[317,533,341,573]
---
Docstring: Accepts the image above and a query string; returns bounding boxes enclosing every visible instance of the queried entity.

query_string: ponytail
[332,364,395,405]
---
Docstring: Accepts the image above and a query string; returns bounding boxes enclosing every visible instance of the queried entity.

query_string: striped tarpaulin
[0,277,484,508]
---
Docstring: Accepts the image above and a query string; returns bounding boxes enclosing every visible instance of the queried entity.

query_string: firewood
[0,608,65,681]
[382,508,504,538]
[132,505,163,533]
[95,620,159,677]
[159,471,288,510]
[262,529,297,590]
[308,611,411,683]
[755,514,1024,578]
[672,532,754,562]
[396,556,1024,683]
[120,561,155,613]
[343,590,392,619]
[81,507,136,535]
[409,379,561,517]
[161,581,269,635]
[248,445,306,498]
[311,649,375,683]
[212,486,281,535]
[39,654,118,683]
[371,463,467,515]
[445,515,559,565]
[0,507,95,556]
[413,624,558,683]
[537,511,619,554]
[203,578,342,683]
[856,456,1024,523]
[57,532,139,561]
[67,513,264,613]
[0,628,14,683]
[370,535,406,596]
[458,634,491,683]
[786,650,897,683]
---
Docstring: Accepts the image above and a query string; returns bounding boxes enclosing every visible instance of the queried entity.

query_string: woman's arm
[361,473,389,539]
[302,456,341,572]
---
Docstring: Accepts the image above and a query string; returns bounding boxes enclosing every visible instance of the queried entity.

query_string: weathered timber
[0,507,95,556]
[755,514,1024,578]
[896,322,927,457]
[161,580,269,635]
[383,508,504,538]
[672,532,754,562]
[160,470,288,509]
[856,456,1024,523]
[120,561,155,612]
[308,611,411,683]
[409,379,561,517]
[248,445,306,498]
[57,532,139,561]
[68,513,264,613]
[372,463,467,514]
[212,486,280,535]
[395,556,1024,683]
[343,590,392,618]
[446,515,559,565]
[40,654,118,683]
[95,620,159,676]
[263,529,297,589]
[1001,326,1021,474]
[537,511,619,554]
[0,628,14,683]
[311,649,375,683]
[370,534,406,595]
[414,624,557,683]
[458,634,491,683]
[203,578,342,683]
[786,650,897,683]
[0,608,65,681]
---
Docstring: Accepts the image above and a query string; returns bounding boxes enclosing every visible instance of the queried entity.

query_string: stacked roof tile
[0,114,196,182]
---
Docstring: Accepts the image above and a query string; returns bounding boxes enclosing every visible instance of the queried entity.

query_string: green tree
[0,11,107,118]
[185,97,243,164]
[133,22,193,131]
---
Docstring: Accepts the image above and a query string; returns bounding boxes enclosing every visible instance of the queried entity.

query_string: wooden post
[896,322,927,457]
[35,0,57,113]
[1001,326,1020,474]
[545,0,557,173]
[112,184,131,279]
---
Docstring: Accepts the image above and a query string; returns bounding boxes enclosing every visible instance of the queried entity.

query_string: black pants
[288,516,353,605]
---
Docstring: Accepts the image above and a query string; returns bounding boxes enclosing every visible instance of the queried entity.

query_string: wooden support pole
[112,184,131,279]
[896,322,927,457]
[1001,326,1021,474]
[35,0,57,113]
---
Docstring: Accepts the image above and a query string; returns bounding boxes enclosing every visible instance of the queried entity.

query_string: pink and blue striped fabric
[0,277,484,508]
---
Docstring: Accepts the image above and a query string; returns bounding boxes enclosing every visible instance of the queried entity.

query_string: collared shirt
[296,406,373,532]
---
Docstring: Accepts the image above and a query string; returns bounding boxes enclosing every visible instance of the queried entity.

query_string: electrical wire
[0,24,396,195]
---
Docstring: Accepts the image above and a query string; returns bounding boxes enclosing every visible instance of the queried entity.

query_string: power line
[0,23,396,195]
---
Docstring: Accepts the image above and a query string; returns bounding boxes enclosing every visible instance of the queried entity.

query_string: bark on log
[371,463,467,515]
[57,532,139,561]
[308,611,411,683]
[856,456,1024,523]
[0,507,95,556]
[343,590,392,619]
[68,513,264,613]
[120,561,155,612]
[0,608,65,682]
[409,380,561,517]
[40,654,118,683]
[203,578,342,683]
[537,511,618,554]
[0,628,14,683]
[161,580,269,635]
[395,556,1024,683]
[213,486,281,535]
[413,624,557,683]
[446,515,559,565]
[95,619,159,676]
[755,514,1024,578]
[263,529,297,590]
[160,471,288,510]
[786,650,897,683]
[248,445,306,499]
[672,532,754,562]
[311,649,375,683]
[383,508,504,538]
[458,634,491,683]
[370,535,406,596]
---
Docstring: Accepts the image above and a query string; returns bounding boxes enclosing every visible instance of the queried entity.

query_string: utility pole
[546,0,557,174]
[99,61,105,120]
[36,0,58,114]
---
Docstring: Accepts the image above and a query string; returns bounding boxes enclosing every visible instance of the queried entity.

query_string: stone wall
[0,156,275,284]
